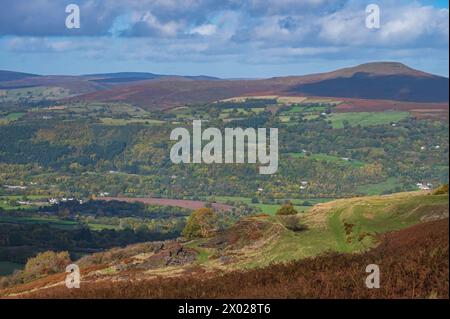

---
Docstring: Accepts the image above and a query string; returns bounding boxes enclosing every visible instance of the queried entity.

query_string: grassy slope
[184,191,448,271]
[241,191,448,268]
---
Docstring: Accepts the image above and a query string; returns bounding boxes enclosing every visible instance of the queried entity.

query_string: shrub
[278,215,307,232]
[276,202,298,216]
[23,251,71,280]
[182,208,218,239]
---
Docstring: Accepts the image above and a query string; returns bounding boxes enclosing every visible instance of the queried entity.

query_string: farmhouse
[416,182,431,191]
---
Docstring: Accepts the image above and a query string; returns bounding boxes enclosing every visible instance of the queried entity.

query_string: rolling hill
[85,72,219,83]
[0,71,220,94]
[70,62,450,110]
[0,62,448,109]
[15,218,449,299]
[1,190,448,298]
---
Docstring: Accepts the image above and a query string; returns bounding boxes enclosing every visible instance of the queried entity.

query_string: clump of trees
[182,208,218,239]
[276,202,298,216]
[24,251,71,278]
[1,251,71,288]
[276,203,306,232]
[0,223,181,265]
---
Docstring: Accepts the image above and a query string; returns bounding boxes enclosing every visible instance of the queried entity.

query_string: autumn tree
[182,208,218,239]
[276,202,299,216]
[23,251,71,281]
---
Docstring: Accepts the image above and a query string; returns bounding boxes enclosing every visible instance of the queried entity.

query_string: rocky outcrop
[134,243,198,270]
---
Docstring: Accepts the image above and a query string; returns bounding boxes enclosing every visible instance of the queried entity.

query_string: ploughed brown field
[15,218,449,299]
[98,197,234,211]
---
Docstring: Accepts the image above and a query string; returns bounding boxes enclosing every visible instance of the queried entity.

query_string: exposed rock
[201,217,281,250]
[134,243,198,270]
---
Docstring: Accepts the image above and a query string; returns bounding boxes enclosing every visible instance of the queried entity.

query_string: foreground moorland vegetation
[0,189,447,298]
[5,218,449,299]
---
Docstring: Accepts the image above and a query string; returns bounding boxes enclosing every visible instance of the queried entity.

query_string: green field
[284,105,328,115]
[210,195,335,215]
[0,112,25,125]
[0,215,125,231]
[286,152,365,167]
[356,177,404,195]
[0,201,33,210]
[303,114,320,121]
[0,215,80,230]
[220,108,265,119]
[87,223,121,231]
[0,195,48,200]
[0,261,24,276]
[327,111,410,129]
[0,195,50,210]
[99,117,165,126]
[253,203,309,215]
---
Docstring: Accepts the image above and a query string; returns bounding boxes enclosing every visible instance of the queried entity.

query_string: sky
[0,0,448,78]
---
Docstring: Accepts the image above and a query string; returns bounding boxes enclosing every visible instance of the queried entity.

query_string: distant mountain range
[0,62,448,109]
[0,70,40,82]
[84,72,220,83]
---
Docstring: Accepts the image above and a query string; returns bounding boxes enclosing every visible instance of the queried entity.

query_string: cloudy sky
[0,0,448,77]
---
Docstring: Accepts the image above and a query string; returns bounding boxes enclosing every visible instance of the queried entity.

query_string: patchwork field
[0,87,70,102]
[326,111,410,128]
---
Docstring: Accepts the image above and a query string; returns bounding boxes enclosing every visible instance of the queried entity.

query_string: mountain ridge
[0,62,448,107]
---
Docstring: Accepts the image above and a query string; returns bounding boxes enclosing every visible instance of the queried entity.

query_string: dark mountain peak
[288,62,449,103]
[328,62,434,79]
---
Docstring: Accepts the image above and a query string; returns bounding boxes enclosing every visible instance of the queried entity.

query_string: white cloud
[189,24,217,36]
[318,3,449,47]
[1,0,448,77]
[135,11,182,37]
